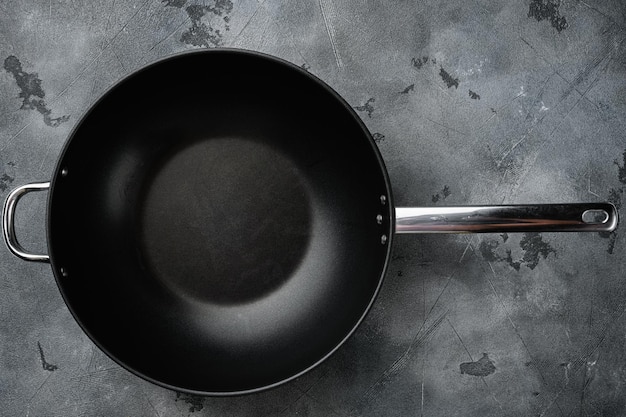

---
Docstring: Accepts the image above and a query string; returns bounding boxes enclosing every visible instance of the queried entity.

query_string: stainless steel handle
[2,182,50,262]
[395,203,618,233]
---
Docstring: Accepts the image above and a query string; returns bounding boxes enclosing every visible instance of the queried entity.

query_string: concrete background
[1,0,625,415]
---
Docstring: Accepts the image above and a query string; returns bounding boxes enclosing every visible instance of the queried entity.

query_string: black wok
[2,50,618,395]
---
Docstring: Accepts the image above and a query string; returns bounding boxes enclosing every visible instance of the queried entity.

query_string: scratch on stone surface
[615,149,626,185]
[273,8,311,70]
[424,75,457,99]
[424,116,467,136]
[564,327,572,344]
[447,318,473,358]
[476,75,540,133]
[553,72,596,110]
[497,130,531,169]
[318,0,344,70]
[101,0,117,47]
[559,37,623,102]
[600,188,622,253]
[336,14,389,56]
[458,235,476,263]
[503,149,541,201]
[86,345,95,371]
[497,77,551,168]
[568,352,598,384]
[37,140,56,173]
[279,389,309,414]
[420,282,426,416]
[579,1,626,31]
[579,363,593,415]
[111,49,126,72]
[306,393,346,417]
[560,361,571,386]
[428,271,456,317]
[538,304,626,416]
[587,176,600,198]
[296,371,324,396]
[144,393,162,417]
[588,289,595,329]
[477,111,498,132]
[283,391,344,416]
[549,73,603,140]
[359,310,448,407]
[149,14,191,51]
[484,261,549,386]
[420,377,425,417]
[519,36,554,68]
[55,0,152,100]
[67,366,121,385]
[362,313,447,397]
[231,1,262,44]
[609,181,624,208]
[482,374,506,411]
[25,372,53,414]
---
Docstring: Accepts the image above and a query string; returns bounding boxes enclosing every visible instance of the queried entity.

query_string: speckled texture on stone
[1,0,625,416]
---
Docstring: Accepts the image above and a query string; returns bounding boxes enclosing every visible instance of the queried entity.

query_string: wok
[2,50,618,395]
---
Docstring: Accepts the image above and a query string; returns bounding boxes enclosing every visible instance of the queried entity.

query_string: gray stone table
[1,0,625,415]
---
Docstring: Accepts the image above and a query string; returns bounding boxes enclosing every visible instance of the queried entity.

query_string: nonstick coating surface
[47,50,394,394]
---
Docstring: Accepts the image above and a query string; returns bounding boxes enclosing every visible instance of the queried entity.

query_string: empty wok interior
[47,51,393,393]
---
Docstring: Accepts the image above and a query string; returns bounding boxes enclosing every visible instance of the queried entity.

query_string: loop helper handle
[2,182,51,262]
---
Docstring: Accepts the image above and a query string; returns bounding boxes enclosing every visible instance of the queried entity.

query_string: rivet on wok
[60,267,68,277]
[380,195,386,205]
[61,168,68,177]
[376,214,383,224]
[381,234,387,244]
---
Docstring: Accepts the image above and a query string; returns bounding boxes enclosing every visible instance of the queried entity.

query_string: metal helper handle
[2,182,50,262]
[395,203,619,233]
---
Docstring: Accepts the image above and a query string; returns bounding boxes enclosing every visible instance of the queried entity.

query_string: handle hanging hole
[581,209,609,224]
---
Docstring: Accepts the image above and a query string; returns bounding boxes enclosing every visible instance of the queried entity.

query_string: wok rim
[46,48,396,396]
